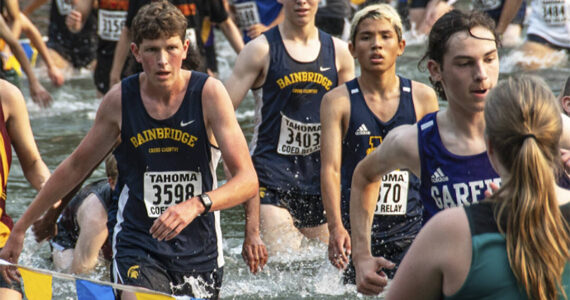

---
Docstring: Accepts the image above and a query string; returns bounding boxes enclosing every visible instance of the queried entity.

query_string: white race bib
[98,9,127,41]
[541,0,568,25]
[374,170,409,215]
[234,1,260,29]
[185,28,198,51]
[277,114,321,156]
[56,0,72,15]
[143,171,202,218]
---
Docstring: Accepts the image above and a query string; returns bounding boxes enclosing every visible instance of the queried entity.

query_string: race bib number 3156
[277,114,321,156]
[374,170,409,215]
[144,171,202,218]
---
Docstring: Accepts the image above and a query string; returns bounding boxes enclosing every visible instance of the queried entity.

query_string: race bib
[473,0,501,11]
[185,28,198,50]
[374,170,409,215]
[541,0,568,25]
[234,1,260,29]
[98,9,127,41]
[277,114,321,156]
[143,171,202,218]
[56,0,72,15]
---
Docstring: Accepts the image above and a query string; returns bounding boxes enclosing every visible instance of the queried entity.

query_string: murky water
[9,3,570,299]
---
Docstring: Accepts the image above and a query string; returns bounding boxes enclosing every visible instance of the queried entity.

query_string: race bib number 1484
[144,171,202,218]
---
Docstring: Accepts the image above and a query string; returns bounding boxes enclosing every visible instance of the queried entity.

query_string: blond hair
[349,4,403,45]
[485,75,569,300]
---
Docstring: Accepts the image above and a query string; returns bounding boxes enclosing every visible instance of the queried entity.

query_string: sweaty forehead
[444,27,497,59]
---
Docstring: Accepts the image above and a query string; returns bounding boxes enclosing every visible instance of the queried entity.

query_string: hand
[484,182,500,198]
[354,255,395,296]
[246,23,269,39]
[47,67,64,87]
[65,10,83,33]
[0,231,25,284]
[149,198,202,241]
[327,226,351,269]
[32,215,57,243]
[241,231,268,274]
[29,81,53,108]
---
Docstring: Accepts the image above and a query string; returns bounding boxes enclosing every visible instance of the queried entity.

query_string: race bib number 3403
[277,114,321,156]
[374,170,409,215]
[144,171,202,218]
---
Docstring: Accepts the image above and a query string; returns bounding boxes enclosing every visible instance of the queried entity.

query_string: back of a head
[131,1,187,46]
[105,155,118,182]
[485,75,569,300]
[419,10,498,100]
[349,3,403,45]
[562,77,570,98]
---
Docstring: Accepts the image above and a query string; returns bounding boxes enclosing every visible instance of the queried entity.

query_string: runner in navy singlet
[320,4,438,282]
[224,0,354,263]
[0,3,257,299]
[349,11,502,295]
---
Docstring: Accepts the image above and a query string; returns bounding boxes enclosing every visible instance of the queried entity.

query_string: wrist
[198,193,212,216]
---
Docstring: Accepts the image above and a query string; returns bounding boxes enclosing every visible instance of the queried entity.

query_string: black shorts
[259,186,327,228]
[47,40,96,69]
[114,254,223,299]
[342,238,412,284]
[527,34,570,51]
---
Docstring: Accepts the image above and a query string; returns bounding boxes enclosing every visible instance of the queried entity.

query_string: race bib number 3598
[374,170,409,215]
[277,114,321,156]
[144,171,202,218]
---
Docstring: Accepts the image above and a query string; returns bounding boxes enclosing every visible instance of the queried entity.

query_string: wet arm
[495,0,523,34]
[110,26,131,87]
[223,37,268,109]
[320,89,351,268]
[219,18,245,53]
[23,0,48,16]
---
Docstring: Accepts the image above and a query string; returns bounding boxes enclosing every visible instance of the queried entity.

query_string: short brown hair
[131,1,187,46]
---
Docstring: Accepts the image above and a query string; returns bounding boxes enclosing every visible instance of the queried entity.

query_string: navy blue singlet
[251,27,338,195]
[113,72,223,272]
[340,77,422,244]
[417,112,501,222]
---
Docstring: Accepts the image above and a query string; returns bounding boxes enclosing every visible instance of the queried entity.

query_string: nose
[473,60,488,82]
[157,49,168,66]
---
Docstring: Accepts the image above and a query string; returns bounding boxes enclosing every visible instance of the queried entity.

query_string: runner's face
[132,35,189,87]
[279,0,319,26]
[430,26,499,112]
[350,18,404,73]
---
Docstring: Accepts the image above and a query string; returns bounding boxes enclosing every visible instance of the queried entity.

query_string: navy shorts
[259,186,327,229]
[114,253,223,299]
[527,34,570,51]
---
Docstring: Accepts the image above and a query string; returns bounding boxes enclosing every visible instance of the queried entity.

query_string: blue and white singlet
[417,112,501,222]
[340,77,422,244]
[113,72,223,272]
[251,26,338,195]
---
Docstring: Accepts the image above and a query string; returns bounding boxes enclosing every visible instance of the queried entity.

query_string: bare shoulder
[97,82,122,126]
[321,83,351,118]
[411,80,437,99]
[238,34,270,64]
[331,36,350,54]
[0,79,26,117]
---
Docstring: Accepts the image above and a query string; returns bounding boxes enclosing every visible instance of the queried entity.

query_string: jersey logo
[320,66,331,72]
[180,120,195,127]
[350,88,359,94]
[355,124,371,136]
[431,168,449,183]
[403,86,411,93]
[127,265,140,279]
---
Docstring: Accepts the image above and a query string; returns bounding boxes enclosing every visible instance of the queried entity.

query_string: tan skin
[0,80,52,300]
[349,26,500,296]
[0,35,258,300]
[320,17,438,270]
[224,0,354,264]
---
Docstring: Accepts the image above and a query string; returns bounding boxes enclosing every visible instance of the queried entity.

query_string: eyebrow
[452,49,498,60]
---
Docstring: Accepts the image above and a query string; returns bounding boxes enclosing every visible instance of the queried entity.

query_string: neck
[443,105,486,138]
[279,20,318,43]
[358,67,398,98]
